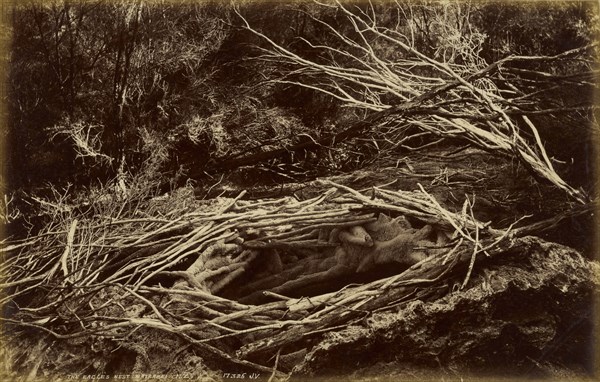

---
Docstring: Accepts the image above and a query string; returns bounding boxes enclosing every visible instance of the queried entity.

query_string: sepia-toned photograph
[0,1,598,381]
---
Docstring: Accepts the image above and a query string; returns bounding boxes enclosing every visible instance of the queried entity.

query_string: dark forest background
[1,1,598,202]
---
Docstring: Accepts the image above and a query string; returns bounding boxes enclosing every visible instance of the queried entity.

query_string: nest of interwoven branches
[3,179,574,379]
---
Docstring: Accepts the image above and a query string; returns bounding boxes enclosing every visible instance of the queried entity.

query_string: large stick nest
[0,181,564,377]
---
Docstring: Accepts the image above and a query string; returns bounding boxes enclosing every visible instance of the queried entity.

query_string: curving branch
[235,1,593,204]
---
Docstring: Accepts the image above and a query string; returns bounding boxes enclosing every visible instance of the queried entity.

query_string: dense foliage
[0,3,598,378]
[2,1,598,195]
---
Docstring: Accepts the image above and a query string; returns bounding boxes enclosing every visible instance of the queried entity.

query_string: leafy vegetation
[0,1,598,379]
[4,1,595,189]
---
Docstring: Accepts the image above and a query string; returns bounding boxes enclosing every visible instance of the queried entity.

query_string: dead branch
[233,2,592,204]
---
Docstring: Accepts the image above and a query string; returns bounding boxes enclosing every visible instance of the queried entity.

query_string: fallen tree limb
[232,2,593,204]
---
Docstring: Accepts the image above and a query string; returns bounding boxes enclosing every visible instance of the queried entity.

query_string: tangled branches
[236,1,595,204]
[2,181,531,375]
